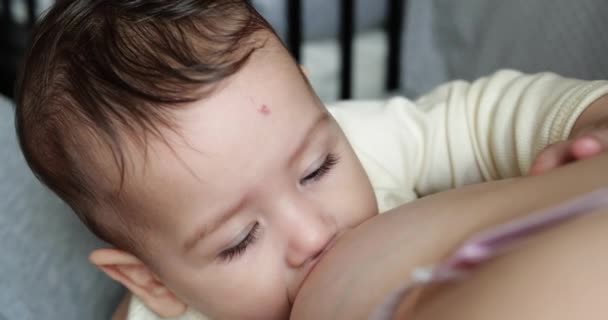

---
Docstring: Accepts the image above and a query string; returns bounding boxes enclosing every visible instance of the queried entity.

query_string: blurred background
[4,0,395,102]
[4,0,398,102]
[3,0,608,102]
[3,1,608,319]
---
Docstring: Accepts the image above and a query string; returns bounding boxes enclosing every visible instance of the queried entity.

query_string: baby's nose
[285,214,336,268]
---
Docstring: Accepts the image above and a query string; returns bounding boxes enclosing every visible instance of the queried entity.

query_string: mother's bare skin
[291,153,608,320]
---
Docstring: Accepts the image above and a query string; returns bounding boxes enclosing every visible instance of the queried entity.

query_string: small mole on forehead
[258,104,271,115]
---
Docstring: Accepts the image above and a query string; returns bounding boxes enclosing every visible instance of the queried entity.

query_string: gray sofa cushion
[401,0,608,97]
[0,96,123,320]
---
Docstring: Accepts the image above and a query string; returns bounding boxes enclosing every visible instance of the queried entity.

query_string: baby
[14,1,608,319]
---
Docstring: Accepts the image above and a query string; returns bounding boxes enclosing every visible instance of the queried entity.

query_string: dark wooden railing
[0,0,37,97]
[286,0,407,99]
[286,0,302,63]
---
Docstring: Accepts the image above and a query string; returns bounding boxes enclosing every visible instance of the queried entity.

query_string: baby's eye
[301,153,339,185]
[218,222,260,263]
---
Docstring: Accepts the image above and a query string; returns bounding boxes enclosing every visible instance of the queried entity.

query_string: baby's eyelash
[219,222,260,263]
[217,155,338,263]
[301,153,339,185]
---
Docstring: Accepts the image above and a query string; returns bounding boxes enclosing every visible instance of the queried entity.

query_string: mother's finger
[570,136,603,159]
[529,141,574,175]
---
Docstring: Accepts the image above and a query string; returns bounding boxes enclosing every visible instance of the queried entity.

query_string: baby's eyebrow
[287,112,331,166]
[182,196,248,253]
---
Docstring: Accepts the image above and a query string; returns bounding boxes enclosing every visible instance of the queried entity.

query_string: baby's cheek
[337,155,377,217]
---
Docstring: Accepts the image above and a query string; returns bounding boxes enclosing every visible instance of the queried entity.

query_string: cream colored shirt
[127,70,608,319]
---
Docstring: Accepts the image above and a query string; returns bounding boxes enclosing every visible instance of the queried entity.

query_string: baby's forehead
[107,37,325,218]
[120,111,327,221]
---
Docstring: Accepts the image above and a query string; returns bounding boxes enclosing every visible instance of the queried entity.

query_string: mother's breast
[410,206,608,320]
[291,153,608,320]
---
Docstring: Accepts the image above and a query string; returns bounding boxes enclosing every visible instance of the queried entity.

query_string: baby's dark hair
[14,0,272,255]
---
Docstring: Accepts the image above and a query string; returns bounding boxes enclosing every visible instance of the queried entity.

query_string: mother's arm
[291,152,608,320]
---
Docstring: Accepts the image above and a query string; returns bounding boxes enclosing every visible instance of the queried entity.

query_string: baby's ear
[89,248,186,318]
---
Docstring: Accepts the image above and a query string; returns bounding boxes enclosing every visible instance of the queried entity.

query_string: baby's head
[15,1,377,318]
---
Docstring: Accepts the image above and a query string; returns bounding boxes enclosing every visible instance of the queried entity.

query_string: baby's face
[127,36,377,319]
